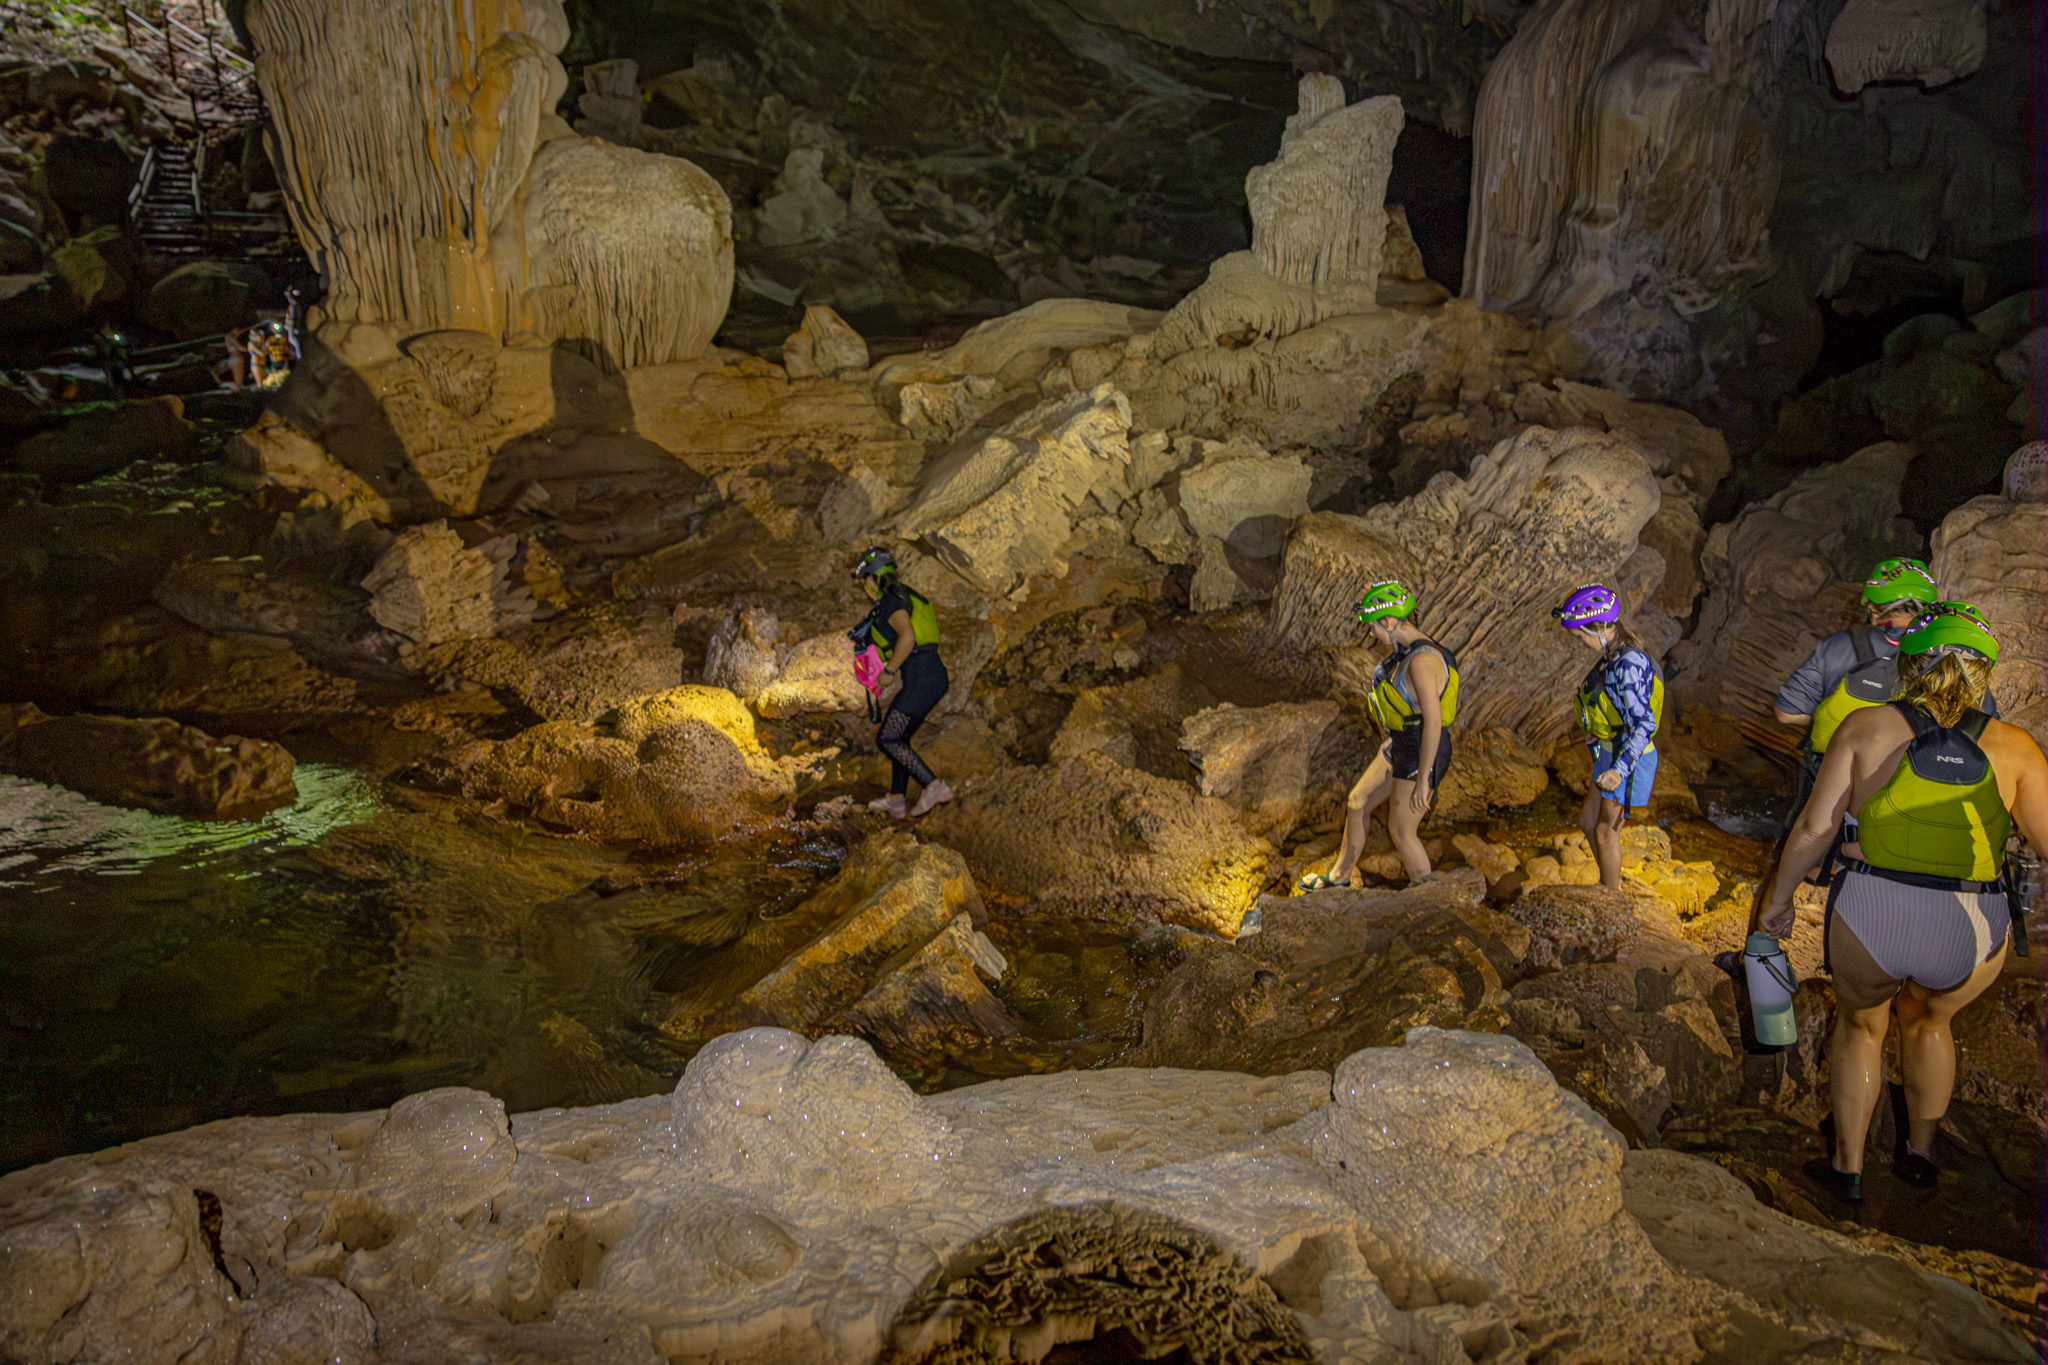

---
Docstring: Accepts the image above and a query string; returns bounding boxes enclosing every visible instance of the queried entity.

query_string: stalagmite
[1824,0,1986,93]
[1154,76,1401,358]
[242,0,732,364]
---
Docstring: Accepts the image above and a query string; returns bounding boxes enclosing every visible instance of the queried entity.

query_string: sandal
[1295,871,1344,893]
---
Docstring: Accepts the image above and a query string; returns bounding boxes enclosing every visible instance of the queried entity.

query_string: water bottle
[1743,931,1798,1047]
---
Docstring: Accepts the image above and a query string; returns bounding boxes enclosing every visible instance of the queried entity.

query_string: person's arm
[1605,655,1657,780]
[1759,729,1860,934]
[1408,650,1445,812]
[1773,640,1835,727]
[883,608,913,674]
[1998,723,2048,856]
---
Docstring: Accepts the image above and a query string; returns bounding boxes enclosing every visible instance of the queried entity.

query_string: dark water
[0,769,1164,1173]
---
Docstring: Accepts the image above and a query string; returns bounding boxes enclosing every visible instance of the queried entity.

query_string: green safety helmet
[1934,599,1992,630]
[852,546,898,581]
[1355,579,1416,624]
[1900,609,1999,663]
[1863,557,1937,610]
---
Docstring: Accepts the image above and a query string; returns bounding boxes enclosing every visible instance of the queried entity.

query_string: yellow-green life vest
[1855,706,2011,882]
[1576,650,1664,748]
[1808,625,1899,755]
[867,586,940,663]
[1367,639,1460,733]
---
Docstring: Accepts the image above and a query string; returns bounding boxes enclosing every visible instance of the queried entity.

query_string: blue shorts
[1591,744,1657,809]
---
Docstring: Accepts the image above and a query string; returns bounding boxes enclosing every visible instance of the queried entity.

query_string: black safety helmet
[852,546,897,582]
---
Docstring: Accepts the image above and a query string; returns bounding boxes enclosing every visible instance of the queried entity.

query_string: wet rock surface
[0,702,295,818]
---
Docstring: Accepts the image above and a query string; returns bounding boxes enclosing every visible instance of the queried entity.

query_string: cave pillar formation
[1153,75,1403,357]
[1460,0,1795,397]
[242,0,732,367]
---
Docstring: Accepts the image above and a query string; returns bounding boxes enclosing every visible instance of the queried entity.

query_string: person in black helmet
[851,546,953,819]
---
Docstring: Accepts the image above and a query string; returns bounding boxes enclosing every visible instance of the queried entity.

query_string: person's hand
[1758,892,1796,937]
[1409,779,1433,813]
[1596,768,1624,793]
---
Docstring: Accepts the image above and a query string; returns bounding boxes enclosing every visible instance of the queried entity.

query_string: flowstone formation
[241,0,732,365]
[0,1027,2027,1364]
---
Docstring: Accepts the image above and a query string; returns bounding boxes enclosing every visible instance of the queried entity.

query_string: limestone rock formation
[1178,700,1340,842]
[1930,476,2048,743]
[707,833,1015,1072]
[1154,77,1401,358]
[0,1026,2030,1363]
[504,135,734,369]
[1825,0,1986,93]
[415,686,817,844]
[701,606,782,703]
[751,633,872,719]
[243,0,733,365]
[12,395,195,481]
[1175,439,1313,558]
[361,520,501,647]
[1271,425,1662,804]
[1462,0,1796,395]
[1671,441,1922,752]
[0,703,297,819]
[892,384,1133,596]
[781,303,870,379]
[1050,664,1219,775]
[923,752,1270,936]
[1128,878,1526,1073]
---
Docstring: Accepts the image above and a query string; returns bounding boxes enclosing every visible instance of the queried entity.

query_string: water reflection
[0,765,384,882]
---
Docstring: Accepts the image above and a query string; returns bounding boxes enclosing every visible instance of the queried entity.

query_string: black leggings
[880,649,949,794]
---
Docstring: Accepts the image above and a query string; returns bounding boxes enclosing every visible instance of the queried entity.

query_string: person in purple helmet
[1554,583,1665,889]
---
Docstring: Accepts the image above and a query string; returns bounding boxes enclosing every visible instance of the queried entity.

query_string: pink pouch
[853,646,885,696]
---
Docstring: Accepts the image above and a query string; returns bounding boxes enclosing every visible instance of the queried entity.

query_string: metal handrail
[167,12,253,72]
[127,144,158,218]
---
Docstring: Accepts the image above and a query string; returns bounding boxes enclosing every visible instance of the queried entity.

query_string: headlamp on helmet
[1355,579,1416,624]
[1553,583,1620,628]
[1863,557,1937,611]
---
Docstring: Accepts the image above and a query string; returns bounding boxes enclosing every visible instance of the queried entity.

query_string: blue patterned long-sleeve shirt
[1596,650,1660,779]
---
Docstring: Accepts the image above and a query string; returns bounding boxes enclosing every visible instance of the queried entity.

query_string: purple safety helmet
[1553,583,1620,628]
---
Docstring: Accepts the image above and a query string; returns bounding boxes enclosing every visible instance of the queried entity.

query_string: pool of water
[0,769,1170,1173]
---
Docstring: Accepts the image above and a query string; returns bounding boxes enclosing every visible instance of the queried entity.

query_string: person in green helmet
[1761,609,2048,1205]
[1298,579,1458,890]
[1770,560,2000,864]
[850,546,953,819]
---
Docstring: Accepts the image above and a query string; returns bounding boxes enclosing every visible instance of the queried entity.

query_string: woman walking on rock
[1555,583,1663,889]
[851,547,953,819]
[1299,580,1458,890]
[1761,608,2046,1203]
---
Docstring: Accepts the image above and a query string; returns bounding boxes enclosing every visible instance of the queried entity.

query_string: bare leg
[1387,778,1430,881]
[1826,996,1893,1174]
[1896,947,2007,1154]
[1592,794,1627,890]
[1329,748,1395,883]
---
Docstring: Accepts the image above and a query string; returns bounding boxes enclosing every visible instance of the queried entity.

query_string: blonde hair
[1602,620,1650,663]
[1895,650,1996,728]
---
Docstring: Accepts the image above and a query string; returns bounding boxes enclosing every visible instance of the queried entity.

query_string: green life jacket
[1855,705,2011,882]
[1808,625,1899,755]
[866,585,940,663]
[1576,649,1664,749]
[1367,638,1460,732]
